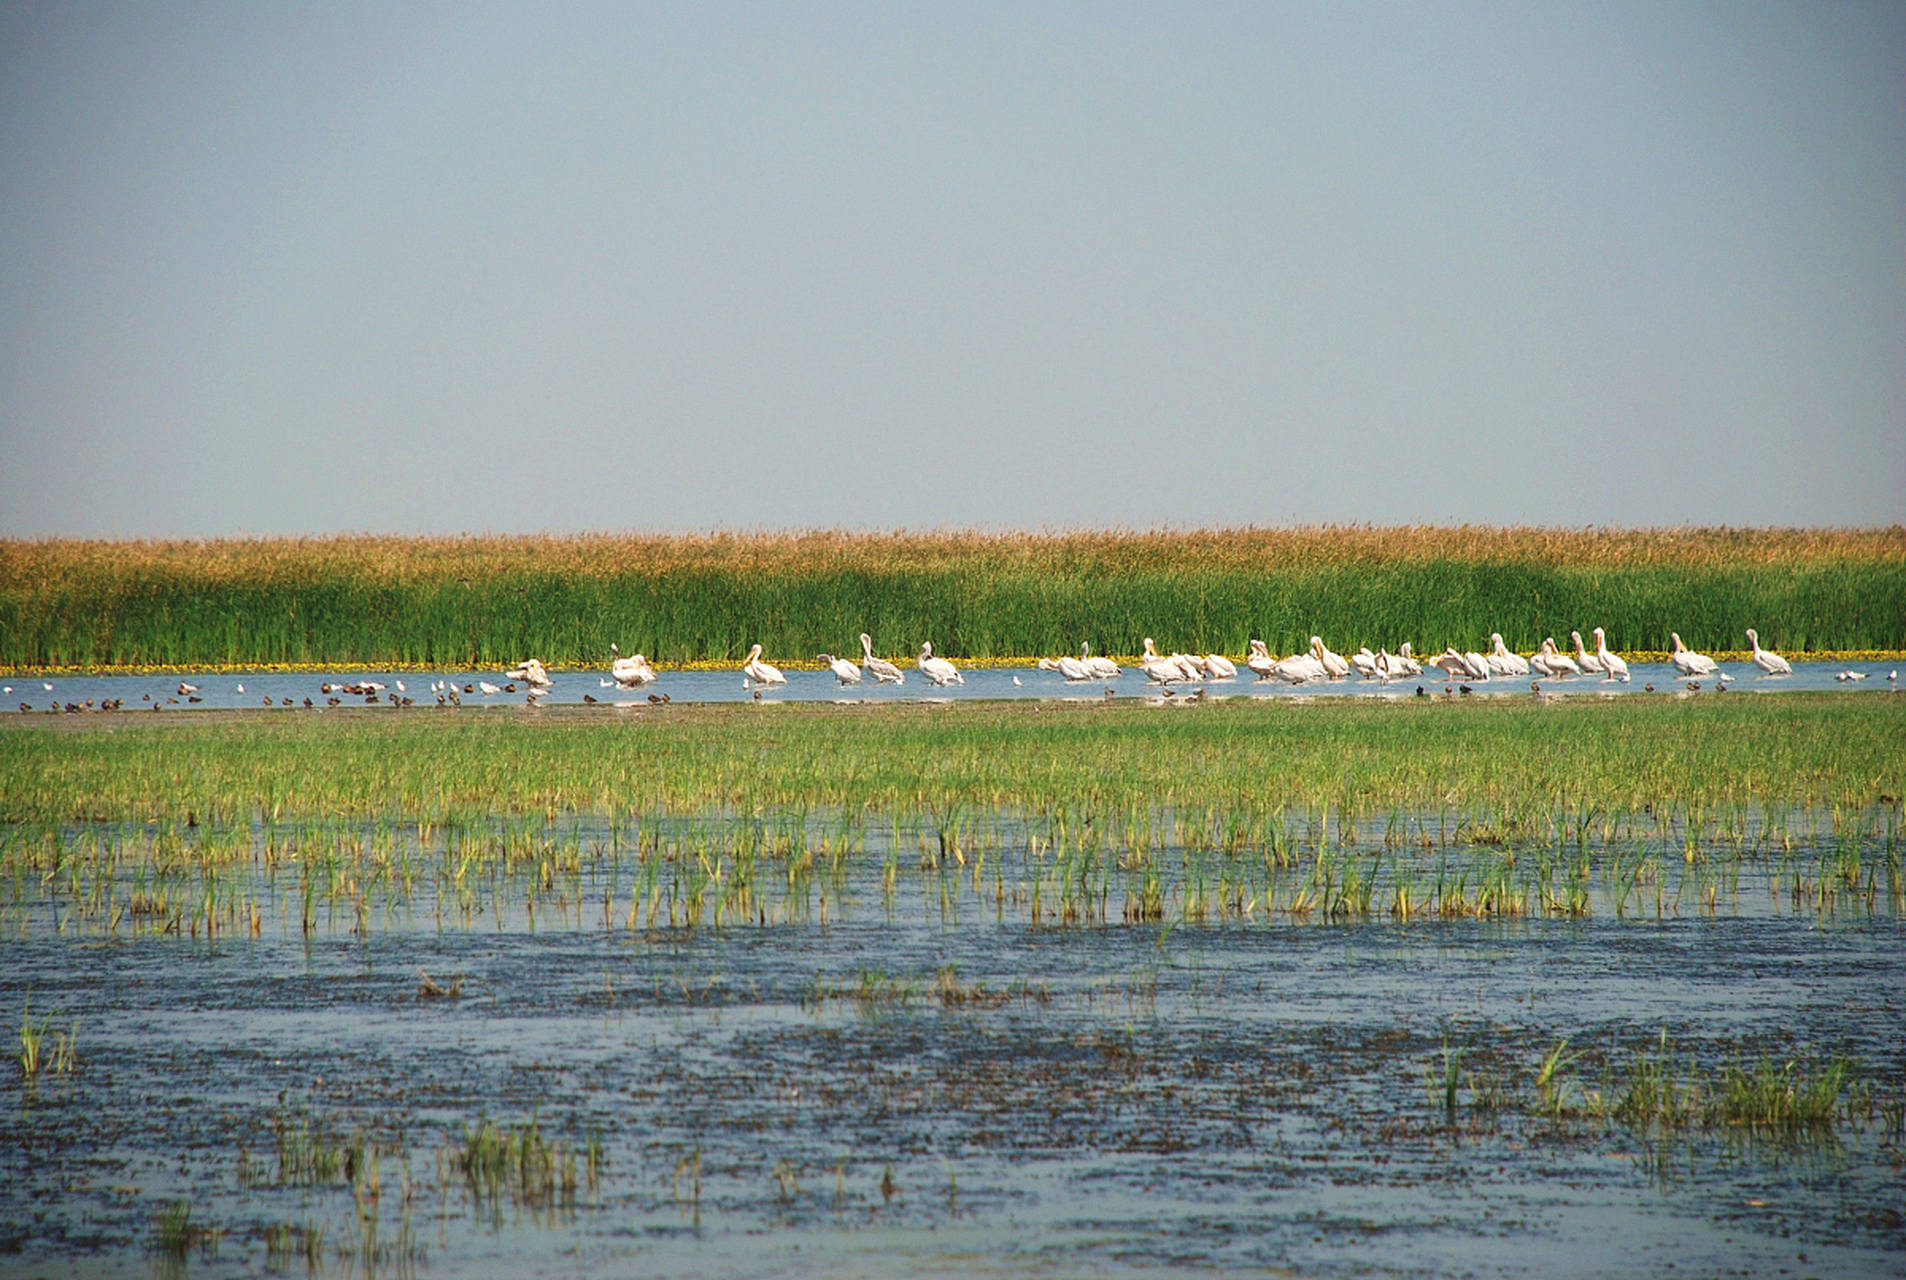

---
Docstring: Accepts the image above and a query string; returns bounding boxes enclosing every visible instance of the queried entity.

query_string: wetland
[3,693,1903,1277]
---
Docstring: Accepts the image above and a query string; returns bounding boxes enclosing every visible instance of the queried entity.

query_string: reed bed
[0,696,1899,939]
[3,527,1900,668]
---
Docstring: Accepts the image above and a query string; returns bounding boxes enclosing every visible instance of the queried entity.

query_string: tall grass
[1,693,1897,826]
[2,527,1900,667]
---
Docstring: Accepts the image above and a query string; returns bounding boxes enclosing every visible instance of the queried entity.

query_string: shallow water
[4,659,1895,715]
[3,832,1903,1278]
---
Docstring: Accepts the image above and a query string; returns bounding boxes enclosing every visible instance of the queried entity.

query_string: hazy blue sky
[1,2,1900,536]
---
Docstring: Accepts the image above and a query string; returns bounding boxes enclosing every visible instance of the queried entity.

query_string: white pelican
[1273,650,1328,683]
[1391,643,1423,677]
[1431,648,1473,679]
[917,641,963,686]
[1669,633,1718,677]
[1375,648,1414,681]
[1169,650,1207,681]
[1592,628,1630,681]
[819,653,863,685]
[1056,654,1092,680]
[1201,652,1238,680]
[1486,634,1530,677]
[1246,640,1278,680]
[1080,642,1121,680]
[610,644,658,688]
[1311,637,1351,679]
[743,644,786,687]
[1569,631,1605,675]
[1140,638,1184,684]
[1745,628,1792,675]
[1351,647,1380,679]
[859,633,905,684]
[1530,638,1580,677]
[507,658,553,687]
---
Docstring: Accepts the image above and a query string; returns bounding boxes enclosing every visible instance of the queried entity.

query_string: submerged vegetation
[3,526,1902,668]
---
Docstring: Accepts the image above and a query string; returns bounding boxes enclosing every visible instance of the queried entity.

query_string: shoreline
[5,649,1904,677]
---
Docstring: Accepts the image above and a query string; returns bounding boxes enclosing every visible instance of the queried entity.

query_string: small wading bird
[1835,670,1867,682]
[1592,628,1630,682]
[742,644,786,688]
[820,653,863,686]
[1486,634,1530,677]
[1530,638,1579,678]
[859,633,905,684]
[610,644,657,688]
[917,641,963,686]
[1745,628,1792,676]
[506,658,552,688]
[1669,633,1719,677]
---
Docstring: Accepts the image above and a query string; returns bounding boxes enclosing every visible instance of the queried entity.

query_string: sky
[0,2,1901,537]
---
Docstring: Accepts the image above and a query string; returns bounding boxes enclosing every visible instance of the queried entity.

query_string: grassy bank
[3,692,1899,827]
[3,696,1900,936]
[2,527,1901,668]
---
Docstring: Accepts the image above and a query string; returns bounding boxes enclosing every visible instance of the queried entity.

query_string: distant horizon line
[4,522,1903,546]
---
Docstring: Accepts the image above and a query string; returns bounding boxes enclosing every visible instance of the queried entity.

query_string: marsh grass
[1431,1032,1870,1142]
[0,696,1898,940]
[4,527,1901,667]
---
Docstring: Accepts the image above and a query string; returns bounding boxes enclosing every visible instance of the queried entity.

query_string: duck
[1746,628,1792,675]
[478,681,502,695]
[1592,627,1630,681]
[1530,638,1580,677]
[1485,634,1530,677]
[820,653,863,685]
[743,644,787,687]
[1311,637,1351,679]
[610,644,658,687]
[1669,633,1719,677]
[1246,640,1278,681]
[506,658,553,688]
[1570,630,1605,675]
[918,641,963,686]
[859,633,905,684]
[1080,642,1121,680]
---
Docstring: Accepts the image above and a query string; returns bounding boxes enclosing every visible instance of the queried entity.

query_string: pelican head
[747,643,763,661]
[1745,628,1759,645]
[1142,637,1159,658]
